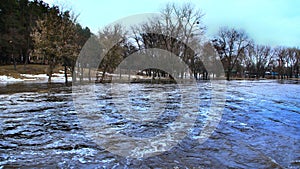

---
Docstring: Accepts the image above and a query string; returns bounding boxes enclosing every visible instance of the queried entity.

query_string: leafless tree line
[33,2,297,82]
[84,3,299,81]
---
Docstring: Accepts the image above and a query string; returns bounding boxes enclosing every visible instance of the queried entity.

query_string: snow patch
[0,72,72,83]
[20,74,48,78]
[0,75,23,82]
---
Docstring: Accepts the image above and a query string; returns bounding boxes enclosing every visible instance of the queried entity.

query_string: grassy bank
[0,64,63,79]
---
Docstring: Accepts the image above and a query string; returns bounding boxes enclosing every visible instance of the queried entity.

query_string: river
[0,80,299,168]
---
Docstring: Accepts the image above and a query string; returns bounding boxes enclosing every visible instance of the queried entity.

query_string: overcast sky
[44,0,300,47]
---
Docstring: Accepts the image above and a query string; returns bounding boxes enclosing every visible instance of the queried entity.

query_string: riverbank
[0,64,60,77]
[0,64,71,83]
[1,64,299,83]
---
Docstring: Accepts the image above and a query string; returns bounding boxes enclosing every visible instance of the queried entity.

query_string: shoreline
[1,73,299,85]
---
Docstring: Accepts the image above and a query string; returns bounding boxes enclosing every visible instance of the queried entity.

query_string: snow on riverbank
[0,73,72,83]
[0,75,23,82]
[20,74,48,80]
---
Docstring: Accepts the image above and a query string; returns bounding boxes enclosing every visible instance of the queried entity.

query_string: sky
[43,0,300,47]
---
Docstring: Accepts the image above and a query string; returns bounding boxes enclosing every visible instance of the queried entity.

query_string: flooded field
[0,80,299,168]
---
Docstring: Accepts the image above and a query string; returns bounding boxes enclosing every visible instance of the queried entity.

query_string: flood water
[0,80,299,168]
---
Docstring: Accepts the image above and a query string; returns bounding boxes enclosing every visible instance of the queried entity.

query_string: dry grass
[0,64,63,79]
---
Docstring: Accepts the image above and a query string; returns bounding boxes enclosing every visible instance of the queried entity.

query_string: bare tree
[98,24,127,82]
[274,47,288,79]
[244,45,275,78]
[286,47,299,78]
[212,27,251,80]
[295,48,300,78]
[199,42,223,79]
[130,3,205,79]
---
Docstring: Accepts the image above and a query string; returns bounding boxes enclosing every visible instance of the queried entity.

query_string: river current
[0,80,299,168]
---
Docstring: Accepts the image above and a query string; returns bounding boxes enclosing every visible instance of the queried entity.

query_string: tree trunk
[24,48,30,66]
[48,74,52,83]
[80,66,83,82]
[13,54,16,71]
[261,69,265,78]
[48,64,54,83]
[64,65,68,84]
[88,67,91,82]
[226,69,231,81]
[72,67,77,82]
[180,71,184,79]
[100,64,108,83]
[128,68,131,80]
[290,67,293,78]
[296,64,299,78]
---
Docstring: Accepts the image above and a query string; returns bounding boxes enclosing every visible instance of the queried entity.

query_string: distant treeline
[77,3,300,82]
[1,1,299,82]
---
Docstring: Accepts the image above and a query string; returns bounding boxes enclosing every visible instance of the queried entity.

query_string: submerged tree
[243,45,275,78]
[274,47,287,79]
[286,47,299,78]
[212,27,251,80]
